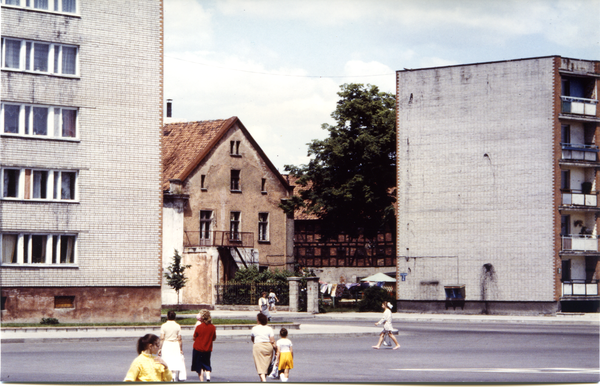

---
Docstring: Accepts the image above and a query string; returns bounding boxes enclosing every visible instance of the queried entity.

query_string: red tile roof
[163,118,236,191]
[163,117,291,193]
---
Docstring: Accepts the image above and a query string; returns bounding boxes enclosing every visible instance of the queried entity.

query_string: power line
[165,55,394,78]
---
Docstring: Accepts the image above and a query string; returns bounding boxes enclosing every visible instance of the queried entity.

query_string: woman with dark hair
[159,310,185,381]
[124,334,172,382]
[250,312,275,382]
[258,291,271,321]
[192,310,217,382]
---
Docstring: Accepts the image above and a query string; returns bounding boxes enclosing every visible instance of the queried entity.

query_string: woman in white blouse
[250,312,276,381]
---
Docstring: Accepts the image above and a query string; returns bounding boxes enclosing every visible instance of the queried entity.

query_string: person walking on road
[268,289,279,312]
[124,334,172,382]
[258,291,271,321]
[373,302,400,350]
[158,311,186,381]
[192,310,217,382]
[275,327,293,382]
[251,312,276,382]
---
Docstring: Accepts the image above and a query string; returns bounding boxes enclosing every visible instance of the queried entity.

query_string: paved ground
[2,310,597,343]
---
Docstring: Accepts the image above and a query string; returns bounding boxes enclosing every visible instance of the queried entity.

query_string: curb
[0,322,299,334]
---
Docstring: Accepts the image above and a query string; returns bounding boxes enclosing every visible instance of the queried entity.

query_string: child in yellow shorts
[276,328,293,382]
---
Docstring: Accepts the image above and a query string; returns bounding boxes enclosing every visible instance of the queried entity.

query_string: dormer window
[230,140,241,156]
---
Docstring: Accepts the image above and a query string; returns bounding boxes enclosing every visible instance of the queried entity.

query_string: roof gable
[162,117,290,192]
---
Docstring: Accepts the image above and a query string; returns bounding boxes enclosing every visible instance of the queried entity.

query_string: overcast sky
[164,0,600,172]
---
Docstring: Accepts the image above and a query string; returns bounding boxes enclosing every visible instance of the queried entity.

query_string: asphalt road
[1,322,598,383]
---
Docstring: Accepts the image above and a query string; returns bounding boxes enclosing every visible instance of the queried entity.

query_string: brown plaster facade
[162,118,294,306]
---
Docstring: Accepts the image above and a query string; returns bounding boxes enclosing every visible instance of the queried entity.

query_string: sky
[164,0,600,172]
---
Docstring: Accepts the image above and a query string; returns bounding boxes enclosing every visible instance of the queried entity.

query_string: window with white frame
[1,168,77,201]
[1,0,77,14]
[1,103,77,138]
[258,212,269,242]
[1,233,76,265]
[1,38,78,75]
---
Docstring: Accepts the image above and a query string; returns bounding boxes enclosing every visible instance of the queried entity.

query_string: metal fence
[215,282,289,306]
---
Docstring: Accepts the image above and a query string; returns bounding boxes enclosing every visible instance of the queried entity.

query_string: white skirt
[162,340,185,372]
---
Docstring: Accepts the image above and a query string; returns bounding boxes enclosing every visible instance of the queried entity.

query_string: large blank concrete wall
[396,58,557,303]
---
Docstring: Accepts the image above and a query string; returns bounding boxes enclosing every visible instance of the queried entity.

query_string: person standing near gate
[258,291,271,321]
[268,289,279,312]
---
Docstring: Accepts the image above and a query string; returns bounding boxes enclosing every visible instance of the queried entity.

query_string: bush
[357,286,395,312]
[40,317,59,325]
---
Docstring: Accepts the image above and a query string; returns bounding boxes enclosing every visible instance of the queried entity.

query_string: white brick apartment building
[1,0,164,323]
[396,56,600,314]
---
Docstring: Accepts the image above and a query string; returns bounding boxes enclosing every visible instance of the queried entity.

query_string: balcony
[184,231,254,248]
[561,190,598,207]
[561,96,598,116]
[561,235,599,252]
[562,280,599,297]
[561,143,598,162]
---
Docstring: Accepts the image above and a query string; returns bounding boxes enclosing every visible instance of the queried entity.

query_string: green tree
[282,83,396,239]
[357,286,396,312]
[164,250,192,305]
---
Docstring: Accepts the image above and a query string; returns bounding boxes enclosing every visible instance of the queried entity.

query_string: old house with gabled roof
[162,117,294,306]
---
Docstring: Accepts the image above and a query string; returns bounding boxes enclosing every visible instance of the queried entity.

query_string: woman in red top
[192,310,217,382]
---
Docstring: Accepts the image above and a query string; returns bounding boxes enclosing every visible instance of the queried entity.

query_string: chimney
[166,99,172,118]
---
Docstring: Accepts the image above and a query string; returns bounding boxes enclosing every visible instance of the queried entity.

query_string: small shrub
[357,286,395,312]
[40,317,60,325]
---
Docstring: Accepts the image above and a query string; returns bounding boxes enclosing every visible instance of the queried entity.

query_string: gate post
[306,277,320,314]
[287,277,301,312]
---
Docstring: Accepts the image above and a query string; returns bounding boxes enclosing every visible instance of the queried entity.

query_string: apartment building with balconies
[1,1,164,322]
[396,56,599,314]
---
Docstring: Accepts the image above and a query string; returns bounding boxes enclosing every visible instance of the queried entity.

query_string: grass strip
[1,318,258,328]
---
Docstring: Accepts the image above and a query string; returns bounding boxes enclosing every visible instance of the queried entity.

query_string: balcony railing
[562,280,599,297]
[184,231,254,248]
[561,96,598,116]
[561,143,598,162]
[561,235,599,251]
[562,190,598,207]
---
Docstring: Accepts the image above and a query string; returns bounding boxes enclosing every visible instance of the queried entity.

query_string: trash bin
[444,285,465,310]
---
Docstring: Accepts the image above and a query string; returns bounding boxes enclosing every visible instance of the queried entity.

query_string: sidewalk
[1,311,597,344]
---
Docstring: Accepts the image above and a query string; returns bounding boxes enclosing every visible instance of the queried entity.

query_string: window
[1,0,77,14]
[561,170,570,191]
[1,38,78,75]
[2,103,78,139]
[1,168,77,201]
[54,296,75,308]
[200,174,207,190]
[230,140,241,156]
[258,213,269,242]
[3,169,20,198]
[261,178,267,193]
[2,234,18,263]
[561,125,570,144]
[231,170,240,191]
[1,233,76,265]
[200,211,212,241]
[230,212,241,241]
